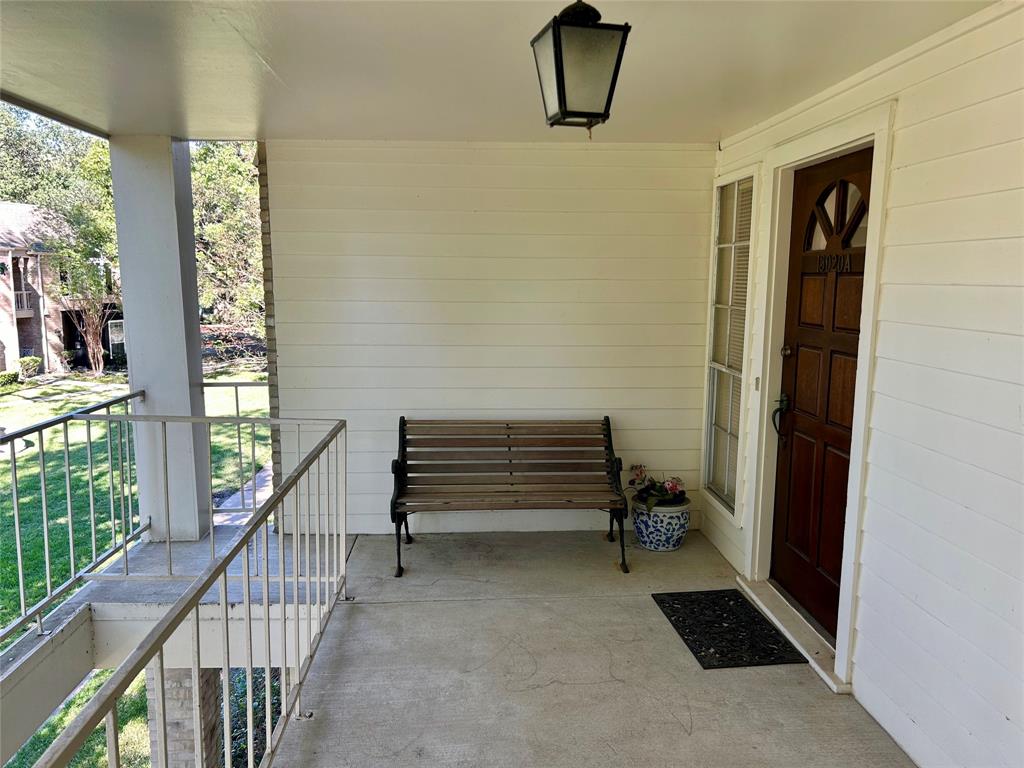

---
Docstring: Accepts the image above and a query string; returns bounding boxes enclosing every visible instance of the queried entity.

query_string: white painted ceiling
[0,1,989,142]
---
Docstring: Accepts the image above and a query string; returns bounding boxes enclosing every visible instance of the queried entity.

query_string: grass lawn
[0,371,269,637]
[7,669,151,768]
[8,665,281,767]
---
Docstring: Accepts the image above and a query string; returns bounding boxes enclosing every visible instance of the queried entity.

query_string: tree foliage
[0,103,117,372]
[0,105,266,375]
[191,141,264,334]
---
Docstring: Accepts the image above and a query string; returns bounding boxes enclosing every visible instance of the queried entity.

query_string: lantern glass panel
[560,25,624,114]
[532,26,561,120]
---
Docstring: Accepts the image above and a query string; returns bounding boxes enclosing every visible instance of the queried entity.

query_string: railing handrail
[0,390,146,445]
[73,412,333,427]
[199,380,267,389]
[35,415,346,767]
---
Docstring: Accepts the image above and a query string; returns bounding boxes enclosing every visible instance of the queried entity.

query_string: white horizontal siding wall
[266,141,715,534]
[716,4,1024,767]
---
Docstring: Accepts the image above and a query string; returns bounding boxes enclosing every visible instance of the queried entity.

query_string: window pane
[736,178,753,242]
[727,308,745,371]
[729,374,742,435]
[712,307,729,365]
[710,427,728,493]
[726,434,739,502]
[713,371,730,430]
[715,246,732,305]
[731,244,749,309]
[717,183,736,245]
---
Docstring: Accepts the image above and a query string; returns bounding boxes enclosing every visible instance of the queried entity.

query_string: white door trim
[744,101,896,684]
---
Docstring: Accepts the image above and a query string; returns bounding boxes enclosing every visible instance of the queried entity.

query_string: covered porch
[1,1,1021,767]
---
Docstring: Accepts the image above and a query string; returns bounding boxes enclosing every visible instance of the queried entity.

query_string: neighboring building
[0,202,66,373]
[0,201,122,373]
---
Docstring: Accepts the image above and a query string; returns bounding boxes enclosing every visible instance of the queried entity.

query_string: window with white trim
[705,178,753,510]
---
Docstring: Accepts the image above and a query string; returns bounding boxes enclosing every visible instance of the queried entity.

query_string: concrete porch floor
[275,531,913,768]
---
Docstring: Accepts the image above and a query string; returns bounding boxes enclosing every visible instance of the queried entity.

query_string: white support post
[109,136,211,541]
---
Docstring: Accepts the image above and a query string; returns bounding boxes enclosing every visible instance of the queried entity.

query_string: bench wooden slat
[405,419,605,426]
[406,461,608,474]
[399,491,622,502]
[405,449,607,462]
[404,473,610,486]
[395,500,623,512]
[406,436,608,448]
[397,483,616,494]
[404,424,606,436]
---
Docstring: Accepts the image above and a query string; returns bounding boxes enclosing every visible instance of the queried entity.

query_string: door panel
[770,147,872,637]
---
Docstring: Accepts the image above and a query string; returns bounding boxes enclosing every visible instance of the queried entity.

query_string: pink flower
[663,480,680,494]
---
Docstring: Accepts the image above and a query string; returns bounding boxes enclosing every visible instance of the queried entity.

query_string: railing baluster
[326,443,333,599]
[340,431,347,600]
[251,423,258,573]
[305,469,312,655]
[154,647,169,768]
[236,387,246,514]
[315,453,322,630]
[243,543,255,768]
[124,402,135,534]
[10,443,26,617]
[161,421,171,576]
[209,422,216,559]
[191,605,204,767]
[116,418,126,544]
[263,514,273,747]
[106,406,116,549]
[277,489,289,709]
[38,430,52,601]
[62,422,76,580]
[291,485,301,717]
[86,420,97,562]
[221,571,232,768]
[105,705,121,768]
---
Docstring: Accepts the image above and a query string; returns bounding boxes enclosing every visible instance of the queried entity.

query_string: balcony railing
[34,412,347,768]
[1,379,269,648]
[1,390,146,646]
[14,290,33,314]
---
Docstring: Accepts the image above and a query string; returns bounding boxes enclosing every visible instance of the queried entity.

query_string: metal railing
[201,380,270,514]
[35,412,347,768]
[14,290,33,312]
[0,390,146,645]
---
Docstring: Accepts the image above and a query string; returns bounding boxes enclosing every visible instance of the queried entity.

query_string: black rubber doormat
[652,589,807,669]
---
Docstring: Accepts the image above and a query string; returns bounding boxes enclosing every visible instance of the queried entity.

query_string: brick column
[145,665,222,768]
[256,144,282,489]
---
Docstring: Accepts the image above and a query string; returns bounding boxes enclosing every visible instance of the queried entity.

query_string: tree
[191,141,264,335]
[0,103,119,373]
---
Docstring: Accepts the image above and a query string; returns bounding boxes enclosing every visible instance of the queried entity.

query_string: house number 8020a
[817,253,852,273]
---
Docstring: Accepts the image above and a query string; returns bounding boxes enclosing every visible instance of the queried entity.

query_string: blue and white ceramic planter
[632,500,690,551]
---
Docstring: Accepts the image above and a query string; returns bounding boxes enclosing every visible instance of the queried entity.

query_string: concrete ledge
[0,604,94,764]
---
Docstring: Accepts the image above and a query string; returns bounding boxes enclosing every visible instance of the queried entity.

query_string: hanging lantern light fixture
[531,0,630,131]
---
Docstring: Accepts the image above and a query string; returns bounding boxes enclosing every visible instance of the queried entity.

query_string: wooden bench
[390,417,629,577]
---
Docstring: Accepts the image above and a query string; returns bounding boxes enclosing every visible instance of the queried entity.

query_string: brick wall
[256,143,282,487]
[145,664,222,768]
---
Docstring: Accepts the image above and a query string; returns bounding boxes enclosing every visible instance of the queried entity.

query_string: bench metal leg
[615,509,629,574]
[606,512,616,542]
[404,514,413,544]
[394,516,404,578]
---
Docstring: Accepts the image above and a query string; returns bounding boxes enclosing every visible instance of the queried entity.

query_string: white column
[110,136,210,540]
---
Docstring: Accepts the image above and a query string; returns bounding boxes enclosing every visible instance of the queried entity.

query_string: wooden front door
[770,147,872,637]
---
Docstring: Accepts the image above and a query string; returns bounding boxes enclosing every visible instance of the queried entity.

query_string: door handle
[772,393,790,441]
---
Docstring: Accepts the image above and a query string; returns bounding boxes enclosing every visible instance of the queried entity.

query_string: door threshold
[736,575,851,694]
